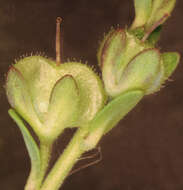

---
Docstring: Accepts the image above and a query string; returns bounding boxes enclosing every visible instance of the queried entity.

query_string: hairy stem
[40,127,89,190]
[37,142,52,188]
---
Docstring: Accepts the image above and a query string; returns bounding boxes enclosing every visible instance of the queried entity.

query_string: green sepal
[162,52,180,79]
[44,75,79,140]
[131,0,152,29]
[8,109,41,181]
[88,90,144,135]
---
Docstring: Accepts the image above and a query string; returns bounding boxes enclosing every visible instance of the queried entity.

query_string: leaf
[162,52,180,79]
[8,109,41,177]
[131,0,152,29]
[88,90,144,135]
[44,75,79,139]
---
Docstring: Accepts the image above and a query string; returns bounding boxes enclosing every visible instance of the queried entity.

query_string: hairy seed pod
[98,29,180,98]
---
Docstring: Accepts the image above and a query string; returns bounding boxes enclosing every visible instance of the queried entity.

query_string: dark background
[0,0,183,190]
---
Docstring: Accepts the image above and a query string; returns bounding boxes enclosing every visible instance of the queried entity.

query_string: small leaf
[88,90,144,135]
[131,0,152,29]
[44,75,79,140]
[8,109,41,179]
[162,52,180,79]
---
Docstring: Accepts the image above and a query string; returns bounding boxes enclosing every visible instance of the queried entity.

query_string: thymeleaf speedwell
[5,1,180,190]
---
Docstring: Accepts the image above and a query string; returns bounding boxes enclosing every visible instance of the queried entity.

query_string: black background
[0,0,183,190]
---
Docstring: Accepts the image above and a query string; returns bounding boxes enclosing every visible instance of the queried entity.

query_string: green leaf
[88,90,144,135]
[8,109,41,179]
[162,52,180,79]
[131,0,152,29]
[44,75,79,140]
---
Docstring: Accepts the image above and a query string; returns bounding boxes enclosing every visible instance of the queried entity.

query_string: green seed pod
[98,29,180,98]
[6,56,106,142]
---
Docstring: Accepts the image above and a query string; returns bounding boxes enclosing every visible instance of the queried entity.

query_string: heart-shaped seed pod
[98,29,180,98]
[6,56,106,142]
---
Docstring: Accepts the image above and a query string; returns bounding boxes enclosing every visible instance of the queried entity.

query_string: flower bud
[132,0,176,30]
[98,29,180,98]
[6,56,106,142]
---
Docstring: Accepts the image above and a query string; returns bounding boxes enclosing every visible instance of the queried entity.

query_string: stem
[40,128,89,190]
[25,141,52,190]
[56,17,62,65]
[40,91,143,190]
[37,141,52,188]
[25,169,39,190]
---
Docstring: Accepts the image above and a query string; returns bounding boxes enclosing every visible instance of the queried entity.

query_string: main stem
[40,127,89,190]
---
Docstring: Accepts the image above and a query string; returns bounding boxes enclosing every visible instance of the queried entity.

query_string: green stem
[40,90,143,190]
[37,141,52,188]
[40,127,89,190]
[25,169,39,190]
[24,141,52,190]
